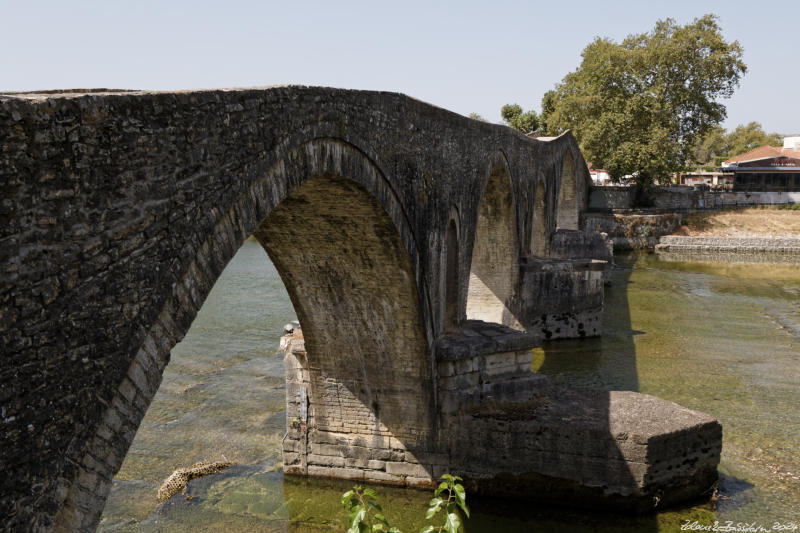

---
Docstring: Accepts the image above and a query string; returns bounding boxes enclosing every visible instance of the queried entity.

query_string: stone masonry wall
[519,261,606,339]
[656,235,800,253]
[466,163,522,329]
[588,186,635,210]
[432,321,721,512]
[591,186,800,212]
[583,213,684,250]
[0,87,595,531]
[283,335,445,487]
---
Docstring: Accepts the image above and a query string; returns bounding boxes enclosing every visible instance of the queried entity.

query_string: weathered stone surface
[519,259,605,339]
[444,384,721,512]
[550,228,613,265]
[656,235,800,253]
[589,185,800,211]
[435,320,540,360]
[583,212,684,250]
[0,86,715,531]
[283,320,720,514]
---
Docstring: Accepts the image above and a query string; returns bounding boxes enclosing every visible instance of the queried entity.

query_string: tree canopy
[692,122,783,165]
[500,104,539,133]
[539,14,746,186]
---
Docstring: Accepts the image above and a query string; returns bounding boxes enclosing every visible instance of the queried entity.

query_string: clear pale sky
[1,0,797,134]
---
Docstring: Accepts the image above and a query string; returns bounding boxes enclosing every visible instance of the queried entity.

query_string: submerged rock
[157,461,234,502]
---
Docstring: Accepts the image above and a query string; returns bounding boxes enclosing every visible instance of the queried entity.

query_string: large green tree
[541,14,746,186]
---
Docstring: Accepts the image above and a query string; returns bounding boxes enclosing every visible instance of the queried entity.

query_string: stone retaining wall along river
[656,236,800,253]
[583,213,683,250]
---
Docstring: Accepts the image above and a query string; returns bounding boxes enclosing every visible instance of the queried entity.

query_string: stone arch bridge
[0,87,720,532]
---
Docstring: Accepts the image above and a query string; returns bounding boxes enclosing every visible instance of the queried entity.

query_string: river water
[99,239,800,532]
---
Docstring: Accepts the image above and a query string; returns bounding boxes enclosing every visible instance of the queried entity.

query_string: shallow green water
[100,241,800,532]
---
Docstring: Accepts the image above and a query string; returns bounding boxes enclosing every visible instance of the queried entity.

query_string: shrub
[342,474,470,533]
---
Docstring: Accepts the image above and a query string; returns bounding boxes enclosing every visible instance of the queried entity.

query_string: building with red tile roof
[722,137,800,191]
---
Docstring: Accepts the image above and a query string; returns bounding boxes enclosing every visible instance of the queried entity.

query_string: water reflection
[538,256,641,392]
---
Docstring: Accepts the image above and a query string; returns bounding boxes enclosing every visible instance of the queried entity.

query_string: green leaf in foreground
[341,473,471,533]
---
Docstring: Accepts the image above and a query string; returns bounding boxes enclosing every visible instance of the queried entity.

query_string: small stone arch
[531,174,550,257]
[55,138,433,531]
[466,158,522,329]
[556,149,579,230]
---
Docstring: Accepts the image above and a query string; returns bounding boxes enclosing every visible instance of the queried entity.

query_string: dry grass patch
[674,207,800,237]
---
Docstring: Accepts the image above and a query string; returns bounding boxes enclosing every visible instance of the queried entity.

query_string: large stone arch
[54,138,432,532]
[466,156,523,329]
[531,173,550,257]
[556,148,579,230]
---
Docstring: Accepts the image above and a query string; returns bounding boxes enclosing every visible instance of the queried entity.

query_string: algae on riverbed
[99,241,800,532]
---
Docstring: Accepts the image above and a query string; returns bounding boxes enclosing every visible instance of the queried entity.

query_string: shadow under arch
[466,157,523,329]
[536,254,641,393]
[524,258,657,533]
[444,210,461,331]
[531,173,550,257]
[556,148,579,231]
[56,138,436,531]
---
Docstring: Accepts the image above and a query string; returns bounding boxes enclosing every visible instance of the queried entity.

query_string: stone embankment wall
[588,186,636,210]
[590,186,800,211]
[711,191,800,207]
[587,185,702,210]
[583,213,683,250]
[585,215,800,254]
[656,236,800,253]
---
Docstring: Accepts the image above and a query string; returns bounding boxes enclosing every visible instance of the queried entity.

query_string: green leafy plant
[540,14,746,188]
[501,104,539,133]
[340,474,470,533]
[421,474,470,533]
[341,485,400,533]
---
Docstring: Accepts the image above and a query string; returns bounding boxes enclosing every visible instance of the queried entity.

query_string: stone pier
[281,320,721,512]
